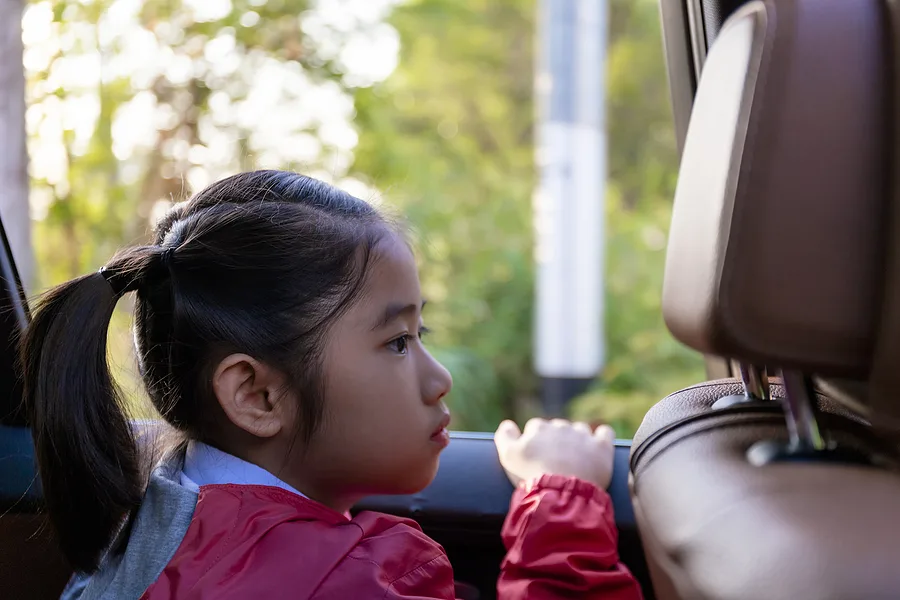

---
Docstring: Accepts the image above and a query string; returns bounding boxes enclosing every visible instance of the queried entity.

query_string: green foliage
[351,0,537,427]
[25,0,705,438]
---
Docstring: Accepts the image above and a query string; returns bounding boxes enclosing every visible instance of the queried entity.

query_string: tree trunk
[0,0,34,291]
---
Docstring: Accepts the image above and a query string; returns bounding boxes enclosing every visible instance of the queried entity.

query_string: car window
[18,0,704,438]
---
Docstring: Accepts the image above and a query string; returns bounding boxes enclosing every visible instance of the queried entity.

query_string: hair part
[21,171,394,572]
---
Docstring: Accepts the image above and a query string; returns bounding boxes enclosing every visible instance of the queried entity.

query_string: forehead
[350,235,421,325]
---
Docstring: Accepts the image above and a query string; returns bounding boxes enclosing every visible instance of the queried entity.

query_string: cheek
[324,362,424,447]
[318,386,440,494]
[328,349,422,413]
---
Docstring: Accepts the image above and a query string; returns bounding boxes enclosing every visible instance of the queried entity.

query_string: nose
[422,349,453,406]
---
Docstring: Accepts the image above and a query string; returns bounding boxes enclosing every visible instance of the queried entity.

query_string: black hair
[21,170,392,573]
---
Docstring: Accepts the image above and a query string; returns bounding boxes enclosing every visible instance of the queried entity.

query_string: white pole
[534,0,607,415]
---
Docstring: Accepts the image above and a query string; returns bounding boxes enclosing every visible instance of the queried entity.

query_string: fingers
[495,419,522,443]
[551,419,595,437]
[523,417,547,436]
[497,418,614,446]
[572,421,592,435]
[593,424,615,444]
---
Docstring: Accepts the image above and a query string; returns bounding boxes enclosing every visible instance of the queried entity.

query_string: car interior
[2,0,898,599]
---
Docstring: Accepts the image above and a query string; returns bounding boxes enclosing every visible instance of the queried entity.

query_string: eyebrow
[371,300,427,331]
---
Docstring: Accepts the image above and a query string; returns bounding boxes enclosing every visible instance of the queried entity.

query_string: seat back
[631,1,900,598]
[631,380,900,600]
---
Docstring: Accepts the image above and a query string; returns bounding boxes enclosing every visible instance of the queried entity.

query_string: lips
[431,413,451,444]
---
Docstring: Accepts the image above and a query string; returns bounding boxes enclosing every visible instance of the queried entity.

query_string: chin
[389,456,441,496]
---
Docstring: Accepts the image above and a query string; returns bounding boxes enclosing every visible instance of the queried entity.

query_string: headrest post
[747,370,877,468]
[780,370,824,452]
[739,363,771,401]
[712,362,771,409]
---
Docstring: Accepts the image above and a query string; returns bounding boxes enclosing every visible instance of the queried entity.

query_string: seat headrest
[663,0,892,381]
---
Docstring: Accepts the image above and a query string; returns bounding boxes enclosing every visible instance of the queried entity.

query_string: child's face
[297,233,453,500]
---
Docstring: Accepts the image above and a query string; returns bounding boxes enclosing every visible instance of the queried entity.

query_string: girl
[23,170,642,599]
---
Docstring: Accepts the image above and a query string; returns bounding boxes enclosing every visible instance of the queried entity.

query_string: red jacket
[140,474,642,599]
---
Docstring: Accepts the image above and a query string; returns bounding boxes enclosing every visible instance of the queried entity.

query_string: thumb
[495,419,522,446]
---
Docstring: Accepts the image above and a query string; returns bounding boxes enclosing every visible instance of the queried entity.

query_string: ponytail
[22,251,153,572]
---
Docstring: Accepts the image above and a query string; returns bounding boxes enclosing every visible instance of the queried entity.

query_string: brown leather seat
[629,0,900,598]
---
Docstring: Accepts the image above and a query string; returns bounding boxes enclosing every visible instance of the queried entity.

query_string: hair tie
[98,266,132,298]
[160,246,175,270]
[99,246,174,298]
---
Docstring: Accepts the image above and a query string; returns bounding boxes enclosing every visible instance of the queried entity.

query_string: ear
[212,354,291,439]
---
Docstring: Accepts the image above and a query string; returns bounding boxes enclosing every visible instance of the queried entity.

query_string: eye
[388,334,411,355]
[388,326,430,355]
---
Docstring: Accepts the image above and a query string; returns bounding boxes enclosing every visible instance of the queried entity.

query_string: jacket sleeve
[498,474,644,600]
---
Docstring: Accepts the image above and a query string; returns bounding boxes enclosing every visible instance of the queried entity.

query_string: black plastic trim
[658,0,699,157]
[358,433,636,528]
[0,214,28,425]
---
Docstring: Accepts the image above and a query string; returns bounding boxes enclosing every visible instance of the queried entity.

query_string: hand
[494,418,616,489]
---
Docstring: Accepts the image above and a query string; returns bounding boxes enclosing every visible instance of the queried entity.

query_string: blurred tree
[1,0,34,290]
[26,0,362,286]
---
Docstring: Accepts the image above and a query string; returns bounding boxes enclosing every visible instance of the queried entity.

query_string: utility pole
[0,0,34,292]
[534,0,607,416]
